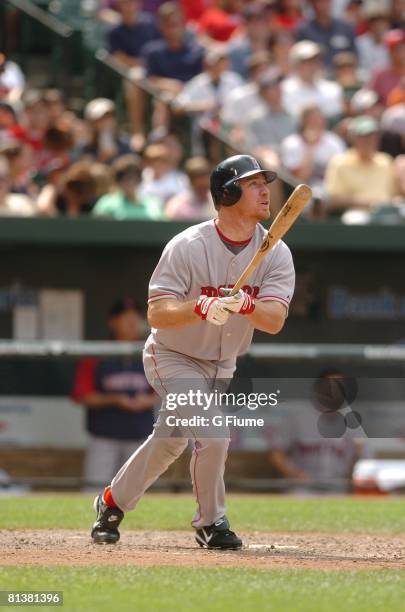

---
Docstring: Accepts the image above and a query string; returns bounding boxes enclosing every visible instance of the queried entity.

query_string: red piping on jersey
[150,343,203,525]
[148,292,178,302]
[150,343,168,395]
[214,219,253,246]
[258,295,290,305]
[192,446,202,525]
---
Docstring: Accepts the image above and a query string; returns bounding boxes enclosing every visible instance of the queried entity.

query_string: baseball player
[91,154,295,550]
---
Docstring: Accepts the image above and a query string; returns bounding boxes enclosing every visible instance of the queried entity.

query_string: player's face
[237,174,271,220]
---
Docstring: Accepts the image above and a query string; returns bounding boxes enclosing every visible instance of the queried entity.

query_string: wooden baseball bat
[229,183,312,296]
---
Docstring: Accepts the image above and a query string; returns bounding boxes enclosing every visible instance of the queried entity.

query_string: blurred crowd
[0,0,404,221]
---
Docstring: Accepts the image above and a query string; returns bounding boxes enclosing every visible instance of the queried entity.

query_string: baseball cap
[361,0,390,20]
[258,67,283,90]
[84,98,116,121]
[350,89,379,113]
[384,30,405,49]
[349,115,379,136]
[109,297,139,318]
[289,40,322,64]
[381,104,405,136]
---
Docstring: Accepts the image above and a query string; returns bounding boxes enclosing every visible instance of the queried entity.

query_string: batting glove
[195,295,230,326]
[218,289,256,315]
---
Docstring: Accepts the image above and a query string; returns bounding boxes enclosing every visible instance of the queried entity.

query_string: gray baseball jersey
[110,219,295,529]
[147,219,295,367]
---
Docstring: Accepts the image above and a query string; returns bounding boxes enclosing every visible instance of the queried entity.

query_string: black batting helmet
[210,154,277,208]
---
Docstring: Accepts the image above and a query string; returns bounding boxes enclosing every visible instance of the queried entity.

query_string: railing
[5,0,73,38]
[0,340,404,363]
[3,0,75,93]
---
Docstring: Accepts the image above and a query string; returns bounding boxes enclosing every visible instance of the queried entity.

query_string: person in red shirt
[180,0,208,23]
[369,30,405,106]
[198,0,243,42]
[272,0,303,32]
[7,90,49,178]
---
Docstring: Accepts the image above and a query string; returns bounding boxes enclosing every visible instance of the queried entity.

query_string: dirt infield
[1,530,405,570]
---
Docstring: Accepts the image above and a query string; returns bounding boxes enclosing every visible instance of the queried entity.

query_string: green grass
[1,566,405,612]
[1,493,405,533]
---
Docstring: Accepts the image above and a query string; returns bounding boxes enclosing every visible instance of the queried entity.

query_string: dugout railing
[0,340,404,362]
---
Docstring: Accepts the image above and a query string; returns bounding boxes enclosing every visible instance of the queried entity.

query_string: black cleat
[91,494,124,544]
[195,516,242,550]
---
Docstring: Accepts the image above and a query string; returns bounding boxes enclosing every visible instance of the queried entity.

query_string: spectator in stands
[295,0,357,70]
[332,52,362,113]
[165,156,215,220]
[37,160,98,217]
[38,124,74,182]
[335,87,383,143]
[0,155,35,216]
[179,0,207,23]
[72,298,156,489]
[81,98,131,164]
[92,154,162,220]
[355,1,390,83]
[0,52,25,104]
[380,101,405,158]
[394,153,405,200]
[369,29,405,106]
[267,30,295,78]
[142,2,204,100]
[9,90,49,167]
[105,0,160,148]
[0,103,18,150]
[280,104,345,203]
[227,2,270,79]
[324,115,399,217]
[42,89,80,135]
[243,68,295,154]
[272,0,303,32]
[108,0,160,68]
[282,40,344,121]
[197,0,243,43]
[0,141,36,197]
[220,50,271,131]
[173,45,243,154]
[343,0,364,31]
[387,75,405,107]
[350,88,382,119]
[267,370,364,492]
[146,127,185,170]
[140,2,205,134]
[0,102,17,133]
[91,162,114,200]
[138,143,188,206]
[390,0,405,30]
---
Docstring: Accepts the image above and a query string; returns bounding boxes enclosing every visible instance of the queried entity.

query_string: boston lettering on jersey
[200,285,260,298]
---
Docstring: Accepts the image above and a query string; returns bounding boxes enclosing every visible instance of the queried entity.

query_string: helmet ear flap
[221,182,242,207]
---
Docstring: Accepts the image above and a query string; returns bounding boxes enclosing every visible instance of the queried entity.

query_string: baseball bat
[229,183,312,296]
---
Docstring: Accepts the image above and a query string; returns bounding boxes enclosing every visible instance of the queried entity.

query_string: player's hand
[194,295,230,326]
[218,289,255,315]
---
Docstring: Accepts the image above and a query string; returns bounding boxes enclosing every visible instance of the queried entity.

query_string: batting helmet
[210,155,278,208]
